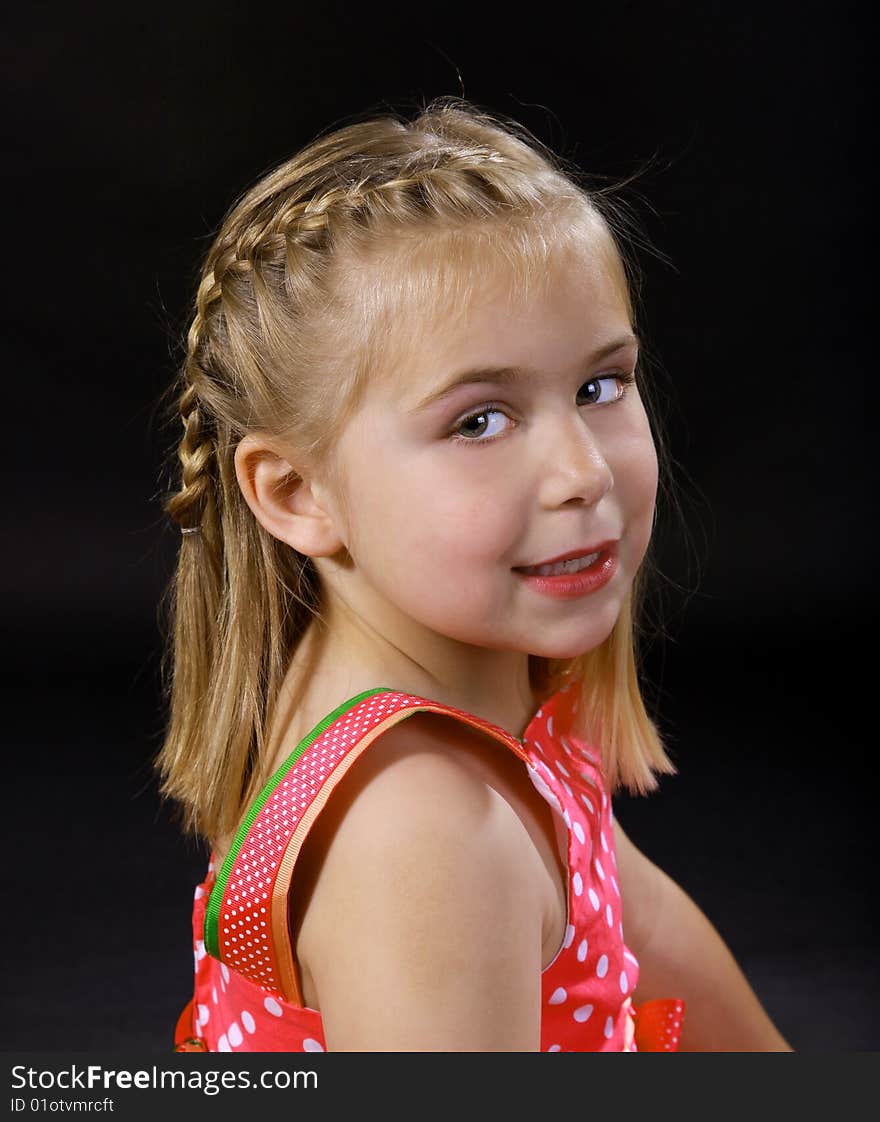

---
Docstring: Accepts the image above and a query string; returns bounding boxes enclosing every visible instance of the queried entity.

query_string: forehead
[354,215,633,395]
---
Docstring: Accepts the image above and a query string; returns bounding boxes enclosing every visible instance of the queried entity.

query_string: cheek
[431,468,513,550]
[615,420,659,547]
[399,466,513,567]
[342,445,505,573]
[622,396,658,496]
[628,438,659,511]
[356,468,509,614]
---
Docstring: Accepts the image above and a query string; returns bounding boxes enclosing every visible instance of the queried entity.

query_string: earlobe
[233,433,345,558]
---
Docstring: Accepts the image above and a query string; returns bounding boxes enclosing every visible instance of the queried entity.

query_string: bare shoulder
[293,713,547,1050]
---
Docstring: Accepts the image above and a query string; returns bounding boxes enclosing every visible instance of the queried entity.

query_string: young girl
[157,97,792,1053]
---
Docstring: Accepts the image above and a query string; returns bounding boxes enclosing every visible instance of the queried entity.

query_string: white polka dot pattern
[524,683,641,1051]
[185,681,645,1052]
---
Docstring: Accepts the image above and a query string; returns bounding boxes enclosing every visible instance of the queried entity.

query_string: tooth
[527,551,600,576]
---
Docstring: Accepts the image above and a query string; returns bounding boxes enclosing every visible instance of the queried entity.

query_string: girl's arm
[612,818,794,1051]
[296,731,551,1051]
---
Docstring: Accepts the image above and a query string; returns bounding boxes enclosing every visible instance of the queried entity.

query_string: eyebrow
[407,334,641,414]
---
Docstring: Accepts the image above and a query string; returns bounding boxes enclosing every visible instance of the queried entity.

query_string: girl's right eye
[449,404,511,445]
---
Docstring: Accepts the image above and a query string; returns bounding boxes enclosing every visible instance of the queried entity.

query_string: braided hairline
[182,152,506,391]
[194,148,505,328]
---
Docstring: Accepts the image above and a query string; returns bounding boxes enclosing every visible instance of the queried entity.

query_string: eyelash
[448,371,638,448]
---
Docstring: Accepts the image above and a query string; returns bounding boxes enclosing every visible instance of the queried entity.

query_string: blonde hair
[155,96,679,845]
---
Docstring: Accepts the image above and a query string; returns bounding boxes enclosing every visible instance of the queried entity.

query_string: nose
[538,416,613,508]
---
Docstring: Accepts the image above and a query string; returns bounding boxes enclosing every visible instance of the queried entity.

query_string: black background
[3,1,874,1050]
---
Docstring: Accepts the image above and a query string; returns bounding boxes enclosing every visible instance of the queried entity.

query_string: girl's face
[324,240,658,667]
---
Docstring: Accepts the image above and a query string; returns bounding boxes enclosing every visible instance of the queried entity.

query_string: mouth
[514,541,618,577]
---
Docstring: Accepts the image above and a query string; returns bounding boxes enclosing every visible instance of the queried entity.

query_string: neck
[281,599,542,743]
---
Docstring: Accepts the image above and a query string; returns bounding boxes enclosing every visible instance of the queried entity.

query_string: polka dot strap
[206,687,532,1005]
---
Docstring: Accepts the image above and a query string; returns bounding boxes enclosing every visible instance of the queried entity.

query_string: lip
[513,540,618,570]
[513,547,618,600]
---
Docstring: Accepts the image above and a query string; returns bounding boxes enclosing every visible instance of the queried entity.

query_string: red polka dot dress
[174,681,685,1053]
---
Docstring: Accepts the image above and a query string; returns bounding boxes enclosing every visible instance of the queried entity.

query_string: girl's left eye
[448,373,635,446]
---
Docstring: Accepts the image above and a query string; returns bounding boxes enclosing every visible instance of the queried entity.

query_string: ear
[233,433,346,557]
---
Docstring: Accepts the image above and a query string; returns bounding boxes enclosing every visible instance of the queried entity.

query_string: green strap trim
[204,686,394,958]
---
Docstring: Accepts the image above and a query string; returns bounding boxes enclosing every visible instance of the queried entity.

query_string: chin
[535,616,620,662]
[529,633,614,662]
[543,643,606,662]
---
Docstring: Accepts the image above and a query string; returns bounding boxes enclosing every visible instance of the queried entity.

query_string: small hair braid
[164,298,221,538]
